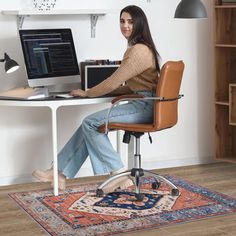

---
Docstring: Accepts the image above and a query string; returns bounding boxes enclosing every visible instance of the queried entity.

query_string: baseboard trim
[142,156,215,170]
[0,156,215,186]
[0,174,36,186]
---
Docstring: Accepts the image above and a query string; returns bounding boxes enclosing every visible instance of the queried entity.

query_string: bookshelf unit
[214,0,236,163]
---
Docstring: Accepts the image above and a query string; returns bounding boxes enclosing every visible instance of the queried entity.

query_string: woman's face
[120,12,133,39]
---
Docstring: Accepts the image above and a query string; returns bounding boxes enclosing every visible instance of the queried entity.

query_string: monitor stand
[33,87,49,97]
[47,82,81,95]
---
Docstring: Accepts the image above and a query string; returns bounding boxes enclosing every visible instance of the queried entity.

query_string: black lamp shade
[5,58,19,73]
[1,53,19,73]
[175,0,207,19]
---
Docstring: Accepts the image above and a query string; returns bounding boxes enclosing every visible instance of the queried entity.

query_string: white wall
[0,0,214,185]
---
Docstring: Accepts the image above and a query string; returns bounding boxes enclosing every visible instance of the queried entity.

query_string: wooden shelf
[215,101,229,106]
[1,9,112,38]
[216,157,236,163]
[215,44,236,47]
[229,122,236,126]
[215,5,236,8]
[214,0,236,163]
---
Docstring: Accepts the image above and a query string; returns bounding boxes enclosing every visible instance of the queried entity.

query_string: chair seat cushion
[99,123,156,133]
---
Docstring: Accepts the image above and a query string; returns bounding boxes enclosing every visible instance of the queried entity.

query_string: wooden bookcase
[214,0,236,163]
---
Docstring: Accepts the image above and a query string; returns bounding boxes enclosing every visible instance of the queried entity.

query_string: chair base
[96,168,179,201]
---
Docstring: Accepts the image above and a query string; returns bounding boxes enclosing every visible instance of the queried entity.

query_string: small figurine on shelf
[33,0,57,11]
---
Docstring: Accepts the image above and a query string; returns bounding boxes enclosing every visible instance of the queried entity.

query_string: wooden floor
[1,162,236,236]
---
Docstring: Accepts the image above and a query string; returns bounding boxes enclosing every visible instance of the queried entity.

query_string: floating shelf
[1,9,110,15]
[1,9,111,38]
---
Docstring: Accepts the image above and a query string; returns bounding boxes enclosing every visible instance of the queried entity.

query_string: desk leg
[51,107,59,196]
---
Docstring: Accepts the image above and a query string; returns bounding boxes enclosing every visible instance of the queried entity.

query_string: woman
[33,5,161,191]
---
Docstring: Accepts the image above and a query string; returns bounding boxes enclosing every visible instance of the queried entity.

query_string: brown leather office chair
[96,60,185,201]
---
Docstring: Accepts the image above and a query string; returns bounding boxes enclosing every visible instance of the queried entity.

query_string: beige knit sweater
[86,43,159,97]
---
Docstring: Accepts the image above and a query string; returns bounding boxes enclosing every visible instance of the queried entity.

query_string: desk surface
[0,87,114,108]
[0,96,113,108]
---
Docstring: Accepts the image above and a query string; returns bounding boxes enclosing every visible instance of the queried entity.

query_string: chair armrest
[110,94,184,106]
[111,94,144,104]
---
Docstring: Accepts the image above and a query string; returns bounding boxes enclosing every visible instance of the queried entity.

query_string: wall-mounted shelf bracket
[90,14,99,38]
[17,15,28,30]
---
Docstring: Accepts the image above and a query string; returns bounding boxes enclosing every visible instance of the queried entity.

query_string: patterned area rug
[9,175,236,236]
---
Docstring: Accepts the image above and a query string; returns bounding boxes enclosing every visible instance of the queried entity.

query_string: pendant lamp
[174,0,207,18]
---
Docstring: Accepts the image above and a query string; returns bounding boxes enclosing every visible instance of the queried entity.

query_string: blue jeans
[58,91,154,178]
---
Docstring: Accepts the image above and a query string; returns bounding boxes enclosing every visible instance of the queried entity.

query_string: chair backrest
[154,61,185,130]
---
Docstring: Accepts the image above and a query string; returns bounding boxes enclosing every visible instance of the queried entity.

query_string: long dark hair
[120,5,160,74]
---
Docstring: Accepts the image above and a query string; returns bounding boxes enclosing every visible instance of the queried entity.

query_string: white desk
[0,96,114,195]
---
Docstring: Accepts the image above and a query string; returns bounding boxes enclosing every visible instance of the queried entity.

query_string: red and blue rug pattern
[9,175,236,235]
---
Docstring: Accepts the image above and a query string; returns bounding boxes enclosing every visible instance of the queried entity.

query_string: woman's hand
[70,89,87,97]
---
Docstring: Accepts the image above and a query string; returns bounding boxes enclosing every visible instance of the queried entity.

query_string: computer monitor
[19,28,80,93]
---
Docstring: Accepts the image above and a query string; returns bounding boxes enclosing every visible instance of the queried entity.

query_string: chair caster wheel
[135,193,144,201]
[96,189,104,197]
[151,181,160,189]
[171,188,179,196]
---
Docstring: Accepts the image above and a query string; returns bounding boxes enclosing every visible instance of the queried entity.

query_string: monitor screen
[19,28,80,90]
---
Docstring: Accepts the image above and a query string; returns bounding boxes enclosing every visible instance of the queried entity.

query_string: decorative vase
[32,0,57,11]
